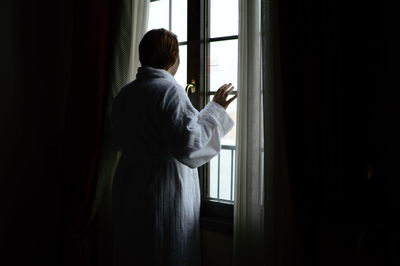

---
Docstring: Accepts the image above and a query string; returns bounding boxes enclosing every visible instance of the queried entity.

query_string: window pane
[148,0,170,31]
[222,101,237,146]
[209,40,238,92]
[210,0,239,38]
[231,149,236,201]
[171,0,187,42]
[209,96,237,146]
[208,145,236,201]
[209,155,219,198]
[219,149,233,200]
[174,44,187,88]
[208,96,237,200]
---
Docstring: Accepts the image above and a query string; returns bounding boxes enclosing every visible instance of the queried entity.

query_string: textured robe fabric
[111,67,234,266]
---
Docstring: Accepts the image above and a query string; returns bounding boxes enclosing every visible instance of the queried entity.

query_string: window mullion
[187,0,205,110]
[188,0,207,198]
[168,0,172,31]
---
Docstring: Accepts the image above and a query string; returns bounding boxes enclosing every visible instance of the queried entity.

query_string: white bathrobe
[111,67,233,266]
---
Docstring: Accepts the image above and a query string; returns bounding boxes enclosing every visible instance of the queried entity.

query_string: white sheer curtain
[127,0,150,82]
[234,0,295,265]
[233,0,264,265]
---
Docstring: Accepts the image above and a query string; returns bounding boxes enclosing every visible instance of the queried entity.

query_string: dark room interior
[1,0,398,265]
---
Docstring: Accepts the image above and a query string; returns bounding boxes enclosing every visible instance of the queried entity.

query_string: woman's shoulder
[113,75,186,110]
[144,77,186,99]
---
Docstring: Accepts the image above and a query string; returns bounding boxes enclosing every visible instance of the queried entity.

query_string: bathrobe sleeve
[160,82,234,168]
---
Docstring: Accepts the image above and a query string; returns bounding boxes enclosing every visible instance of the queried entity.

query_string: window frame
[187,0,236,234]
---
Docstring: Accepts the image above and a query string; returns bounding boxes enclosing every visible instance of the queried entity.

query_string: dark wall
[279,1,399,265]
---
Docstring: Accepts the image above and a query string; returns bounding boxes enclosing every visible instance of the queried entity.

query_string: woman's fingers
[216,83,233,98]
[215,85,225,97]
[212,83,237,109]
[223,86,234,98]
[218,83,232,94]
[226,94,238,105]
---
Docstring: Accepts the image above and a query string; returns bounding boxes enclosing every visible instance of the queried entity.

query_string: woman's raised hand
[212,83,237,109]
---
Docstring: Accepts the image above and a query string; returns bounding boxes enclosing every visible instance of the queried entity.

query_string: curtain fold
[61,0,113,264]
[89,0,150,228]
[127,1,150,82]
[234,0,296,265]
[261,0,296,265]
[233,0,264,264]
[86,1,149,265]
[85,1,128,237]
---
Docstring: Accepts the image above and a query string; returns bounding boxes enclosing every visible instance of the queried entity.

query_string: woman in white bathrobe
[111,28,237,266]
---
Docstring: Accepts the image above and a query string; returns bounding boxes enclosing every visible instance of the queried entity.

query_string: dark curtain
[83,0,134,266]
[261,0,296,265]
[59,0,125,265]
[267,0,398,265]
[60,2,105,265]
[1,0,123,265]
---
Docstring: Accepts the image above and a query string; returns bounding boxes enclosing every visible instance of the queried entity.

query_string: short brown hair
[139,28,179,70]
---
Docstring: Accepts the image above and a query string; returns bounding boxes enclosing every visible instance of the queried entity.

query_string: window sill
[200,200,233,235]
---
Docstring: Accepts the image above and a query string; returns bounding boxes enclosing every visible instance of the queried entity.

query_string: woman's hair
[139,28,179,70]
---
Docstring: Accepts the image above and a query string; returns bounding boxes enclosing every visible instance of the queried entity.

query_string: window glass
[175,45,187,88]
[219,149,234,200]
[208,96,236,146]
[210,0,239,38]
[171,0,187,42]
[222,100,237,146]
[231,152,236,201]
[209,40,238,92]
[209,155,219,198]
[208,91,237,201]
[148,0,169,31]
[209,148,236,201]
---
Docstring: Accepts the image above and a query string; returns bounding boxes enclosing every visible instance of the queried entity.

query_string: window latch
[185,79,196,94]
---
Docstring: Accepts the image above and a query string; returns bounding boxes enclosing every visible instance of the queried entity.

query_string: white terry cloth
[111,66,233,266]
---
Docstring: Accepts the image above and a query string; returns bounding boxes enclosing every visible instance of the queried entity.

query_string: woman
[111,28,237,266]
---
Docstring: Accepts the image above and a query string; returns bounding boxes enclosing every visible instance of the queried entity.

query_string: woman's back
[111,67,203,266]
[111,28,236,266]
[111,72,173,157]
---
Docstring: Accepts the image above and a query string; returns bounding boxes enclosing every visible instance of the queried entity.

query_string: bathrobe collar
[136,66,175,82]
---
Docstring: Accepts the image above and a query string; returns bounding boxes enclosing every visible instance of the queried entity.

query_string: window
[148,0,239,231]
[148,0,188,89]
[205,0,238,203]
